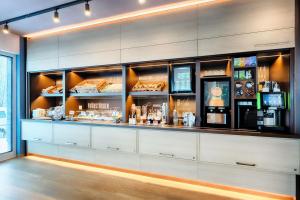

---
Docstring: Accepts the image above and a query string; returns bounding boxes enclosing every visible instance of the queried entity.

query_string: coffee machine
[257,92,286,132]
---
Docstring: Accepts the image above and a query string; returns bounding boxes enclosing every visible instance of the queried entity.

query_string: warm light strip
[257,54,290,59]
[130,63,170,69]
[200,58,232,63]
[71,67,123,73]
[24,0,222,38]
[171,61,196,65]
[26,156,293,200]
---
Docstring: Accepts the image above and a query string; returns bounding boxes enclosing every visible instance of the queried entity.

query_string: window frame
[0,51,16,161]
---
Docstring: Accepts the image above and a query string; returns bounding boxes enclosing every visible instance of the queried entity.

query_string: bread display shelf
[41,85,63,96]
[129,91,169,97]
[27,49,293,134]
[170,93,196,97]
[132,81,166,92]
[70,79,107,94]
[70,92,122,98]
[41,93,63,97]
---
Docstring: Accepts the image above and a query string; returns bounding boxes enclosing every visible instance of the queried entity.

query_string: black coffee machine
[257,92,286,132]
[235,100,257,130]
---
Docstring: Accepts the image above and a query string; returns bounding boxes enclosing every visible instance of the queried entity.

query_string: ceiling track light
[53,9,60,23]
[2,22,9,34]
[84,1,91,16]
[138,0,146,4]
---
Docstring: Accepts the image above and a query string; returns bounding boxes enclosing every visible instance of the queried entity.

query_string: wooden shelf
[233,66,257,70]
[69,92,122,98]
[40,93,63,97]
[129,91,168,97]
[201,76,230,79]
[170,93,196,97]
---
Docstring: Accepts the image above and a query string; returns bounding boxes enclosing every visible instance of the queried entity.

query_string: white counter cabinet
[91,127,137,153]
[53,124,91,148]
[139,129,197,161]
[21,120,299,196]
[22,121,53,143]
[199,133,300,174]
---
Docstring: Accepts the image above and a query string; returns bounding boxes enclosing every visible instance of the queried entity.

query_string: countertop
[22,119,300,139]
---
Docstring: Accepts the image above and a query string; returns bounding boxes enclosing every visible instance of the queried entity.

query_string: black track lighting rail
[0,0,92,26]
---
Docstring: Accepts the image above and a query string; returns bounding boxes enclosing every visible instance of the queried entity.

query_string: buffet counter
[21,119,300,196]
[22,119,300,139]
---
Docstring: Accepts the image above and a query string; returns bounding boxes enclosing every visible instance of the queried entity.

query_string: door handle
[236,162,256,167]
[32,138,42,141]
[159,152,175,158]
[106,146,120,151]
[65,141,77,146]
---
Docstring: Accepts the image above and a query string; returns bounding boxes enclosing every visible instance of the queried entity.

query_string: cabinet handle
[159,153,175,158]
[65,142,77,146]
[236,162,256,167]
[106,146,120,151]
[32,138,42,141]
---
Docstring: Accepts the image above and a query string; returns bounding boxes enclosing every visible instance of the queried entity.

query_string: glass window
[0,55,12,154]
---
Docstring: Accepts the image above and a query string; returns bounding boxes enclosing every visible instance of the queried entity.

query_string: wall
[26,0,295,72]
[0,33,19,54]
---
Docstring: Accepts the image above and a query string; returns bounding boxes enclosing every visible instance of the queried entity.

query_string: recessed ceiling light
[138,0,146,4]
[53,9,60,23]
[85,1,91,16]
[2,23,9,34]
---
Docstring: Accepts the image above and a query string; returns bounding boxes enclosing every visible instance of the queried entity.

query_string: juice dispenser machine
[202,78,231,128]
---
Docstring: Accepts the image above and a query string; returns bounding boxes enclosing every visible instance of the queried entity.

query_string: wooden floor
[0,157,287,200]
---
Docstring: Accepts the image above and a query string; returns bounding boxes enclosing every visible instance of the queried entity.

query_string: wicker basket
[101,83,122,93]
[71,79,107,93]
[132,81,166,92]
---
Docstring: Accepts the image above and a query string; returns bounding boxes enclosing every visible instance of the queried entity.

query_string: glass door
[0,52,15,161]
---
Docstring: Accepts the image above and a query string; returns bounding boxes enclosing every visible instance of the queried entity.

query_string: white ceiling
[0,0,185,35]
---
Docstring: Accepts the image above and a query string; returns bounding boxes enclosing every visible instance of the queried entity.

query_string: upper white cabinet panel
[198,0,295,39]
[200,134,300,174]
[27,35,59,60]
[59,50,120,69]
[121,9,198,49]
[198,28,294,56]
[27,58,59,72]
[59,24,121,57]
[121,40,197,63]
[27,35,59,72]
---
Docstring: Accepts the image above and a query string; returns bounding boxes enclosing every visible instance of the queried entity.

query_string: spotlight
[3,23,9,34]
[138,0,146,4]
[84,1,91,16]
[53,9,60,23]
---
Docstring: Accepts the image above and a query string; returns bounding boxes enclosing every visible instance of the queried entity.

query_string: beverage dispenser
[202,78,231,128]
[257,90,286,132]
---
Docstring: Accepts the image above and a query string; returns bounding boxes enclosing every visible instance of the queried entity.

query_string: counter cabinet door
[22,121,53,143]
[139,130,197,161]
[199,134,300,174]
[91,127,137,153]
[53,124,91,148]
